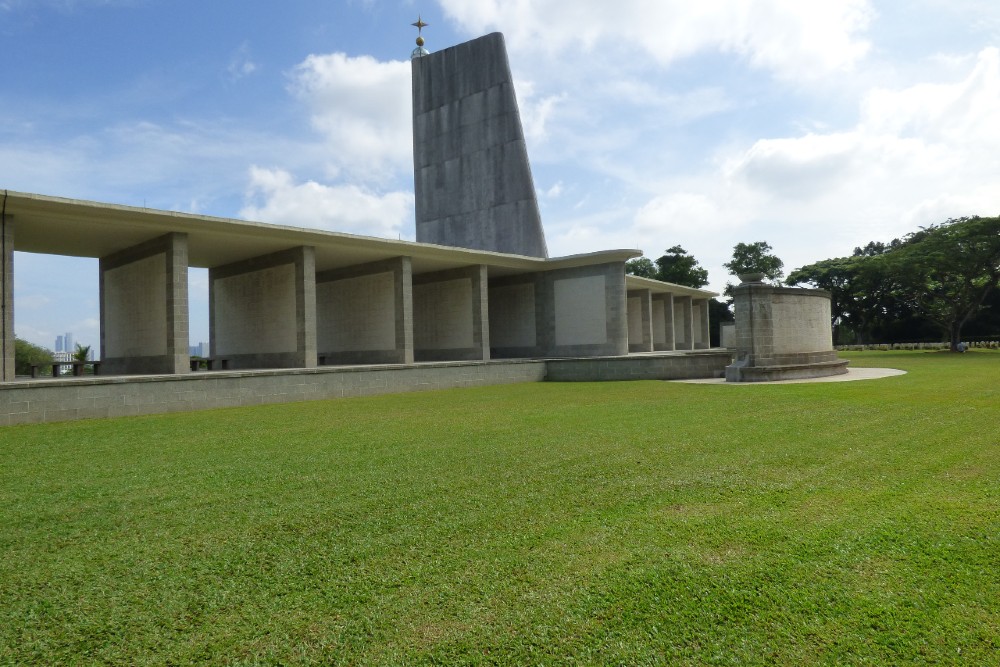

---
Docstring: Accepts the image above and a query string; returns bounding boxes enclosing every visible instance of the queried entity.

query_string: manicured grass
[1,351,998,665]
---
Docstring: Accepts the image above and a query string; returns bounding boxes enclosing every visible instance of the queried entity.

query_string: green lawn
[2,351,998,665]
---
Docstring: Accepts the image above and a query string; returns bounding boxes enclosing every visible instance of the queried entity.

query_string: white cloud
[227,43,258,81]
[634,192,730,235]
[290,52,412,179]
[539,181,563,199]
[437,0,873,82]
[603,45,1000,291]
[728,47,1000,228]
[240,166,413,239]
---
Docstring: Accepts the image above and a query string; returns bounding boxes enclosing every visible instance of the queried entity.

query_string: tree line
[627,216,1000,351]
[787,216,1000,350]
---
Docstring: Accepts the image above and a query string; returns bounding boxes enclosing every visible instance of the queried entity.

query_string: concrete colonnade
[626,292,712,353]
[627,289,654,353]
[652,293,675,351]
[693,298,712,349]
[2,236,711,379]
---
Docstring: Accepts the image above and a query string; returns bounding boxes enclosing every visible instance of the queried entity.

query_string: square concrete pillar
[412,265,490,362]
[693,298,712,349]
[673,296,694,350]
[488,273,543,359]
[536,261,629,357]
[1,214,12,382]
[210,246,316,369]
[100,233,189,374]
[627,289,654,353]
[652,293,675,351]
[316,256,413,365]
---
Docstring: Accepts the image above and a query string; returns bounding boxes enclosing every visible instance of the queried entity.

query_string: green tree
[73,343,92,363]
[625,257,657,279]
[786,254,900,344]
[14,337,53,376]
[654,245,709,288]
[882,216,1000,351]
[626,246,709,288]
[723,241,784,282]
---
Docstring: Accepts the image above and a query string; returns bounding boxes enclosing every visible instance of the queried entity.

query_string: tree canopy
[626,245,708,288]
[14,338,53,376]
[883,216,1000,349]
[788,216,1000,350]
[723,241,784,282]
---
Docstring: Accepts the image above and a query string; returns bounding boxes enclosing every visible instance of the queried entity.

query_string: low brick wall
[0,360,547,426]
[0,351,733,426]
[545,351,732,382]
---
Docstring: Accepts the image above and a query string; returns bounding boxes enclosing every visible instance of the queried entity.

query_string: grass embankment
[1,351,998,664]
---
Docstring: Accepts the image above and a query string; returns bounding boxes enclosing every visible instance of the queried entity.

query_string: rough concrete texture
[100,233,189,375]
[488,282,536,348]
[104,254,168,356]
[318,272,395,351]
[627,289,654,353]
[546,351,732,382]
[720,322,736,349]
[538,262,629,357]
[652,294,675,351]
[316,257,414,365]
[487,273,544,359]
[1,214,13,382]
[673,296,693,350]
[412,265,489,361]
[771,292,834,356]
[0,359,549,426]
[210,246,316,369]
[693,298,711,349]
[554,274,607,346]
[0,351,739,426]
[726,280,847,382]
[412,32,548,258]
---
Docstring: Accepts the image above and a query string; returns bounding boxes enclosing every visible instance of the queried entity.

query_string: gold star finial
[411,15,429,54]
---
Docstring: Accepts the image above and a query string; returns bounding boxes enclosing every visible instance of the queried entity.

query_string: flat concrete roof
[625,274,720,299]
[2,190,717,296]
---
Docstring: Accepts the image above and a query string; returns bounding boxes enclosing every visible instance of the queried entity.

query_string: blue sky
[4,0,1000,352]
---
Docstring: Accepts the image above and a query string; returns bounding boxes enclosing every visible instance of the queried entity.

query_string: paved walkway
[674,367,907,385]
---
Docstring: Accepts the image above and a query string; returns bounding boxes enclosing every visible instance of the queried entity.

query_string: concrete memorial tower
[410,23,548,258]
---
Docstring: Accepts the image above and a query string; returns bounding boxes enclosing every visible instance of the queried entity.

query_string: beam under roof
[3,190,717,297]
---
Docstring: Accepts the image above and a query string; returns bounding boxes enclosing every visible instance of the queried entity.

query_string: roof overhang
[625,274,719,299]
[2,190,640,277]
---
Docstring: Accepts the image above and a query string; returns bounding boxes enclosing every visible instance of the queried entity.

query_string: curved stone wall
[726,278,848,382]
